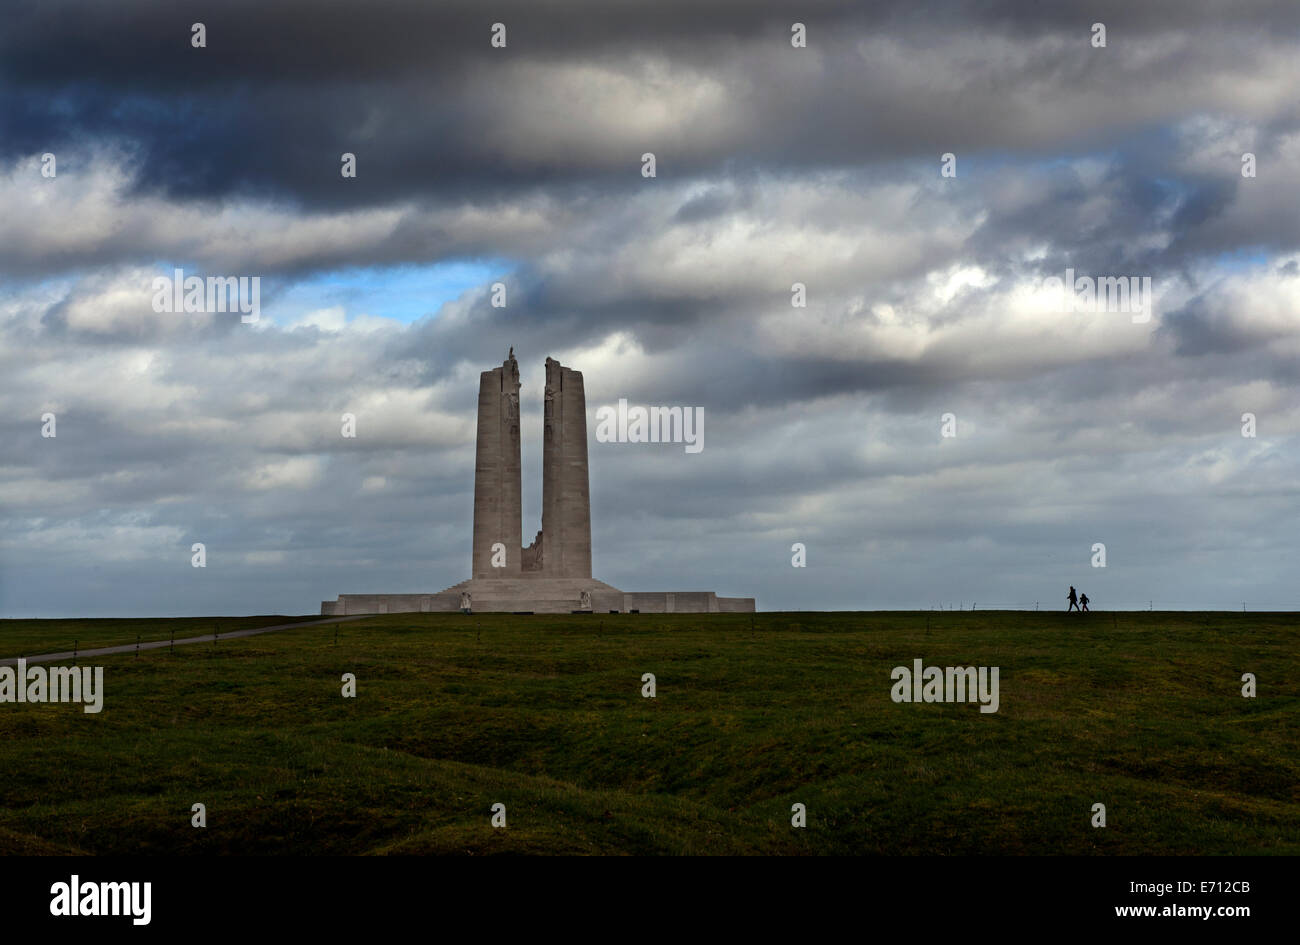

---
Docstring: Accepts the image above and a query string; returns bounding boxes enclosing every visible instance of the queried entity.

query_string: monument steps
[435,578,619,597]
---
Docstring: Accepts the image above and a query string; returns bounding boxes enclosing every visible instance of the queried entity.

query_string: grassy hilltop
[0,611,1295,855]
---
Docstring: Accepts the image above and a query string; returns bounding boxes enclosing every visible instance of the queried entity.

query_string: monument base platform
[320,577,754,615]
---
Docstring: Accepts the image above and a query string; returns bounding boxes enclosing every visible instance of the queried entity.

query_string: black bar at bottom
[0,855,1286,933]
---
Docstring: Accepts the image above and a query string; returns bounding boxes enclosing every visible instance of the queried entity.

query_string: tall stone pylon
[540,357,592,578]
[471,350,522,578]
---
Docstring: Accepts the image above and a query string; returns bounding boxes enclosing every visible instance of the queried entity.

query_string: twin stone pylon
[472,351,591,580]
[319,350,755,615]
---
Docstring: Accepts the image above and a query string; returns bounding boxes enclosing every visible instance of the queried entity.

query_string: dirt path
[0,615,369,666]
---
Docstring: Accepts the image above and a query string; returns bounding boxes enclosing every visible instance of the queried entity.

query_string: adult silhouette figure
[1067,586,1079,611]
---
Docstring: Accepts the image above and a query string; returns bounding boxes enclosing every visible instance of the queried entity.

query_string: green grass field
[0,611,1295,855]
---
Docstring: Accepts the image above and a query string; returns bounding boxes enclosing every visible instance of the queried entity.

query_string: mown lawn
[0,611,1294,855]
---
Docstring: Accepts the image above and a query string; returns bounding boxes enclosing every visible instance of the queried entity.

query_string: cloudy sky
[2,0,1298,617]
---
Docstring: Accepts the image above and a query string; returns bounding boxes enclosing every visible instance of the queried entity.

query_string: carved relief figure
[522,530,544,571]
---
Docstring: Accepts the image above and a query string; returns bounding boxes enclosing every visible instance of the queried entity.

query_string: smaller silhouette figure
[1067,586,1079,612]
[1079,593,1090,613]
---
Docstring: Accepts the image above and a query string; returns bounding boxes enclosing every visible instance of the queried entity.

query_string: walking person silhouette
[1079,592,1090,612]
[1067,586,1079,612]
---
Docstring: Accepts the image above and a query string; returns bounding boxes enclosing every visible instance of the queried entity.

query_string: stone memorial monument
[321,351,754,615]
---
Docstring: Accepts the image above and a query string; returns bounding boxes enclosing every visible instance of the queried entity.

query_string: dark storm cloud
[4,0,1298,211]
